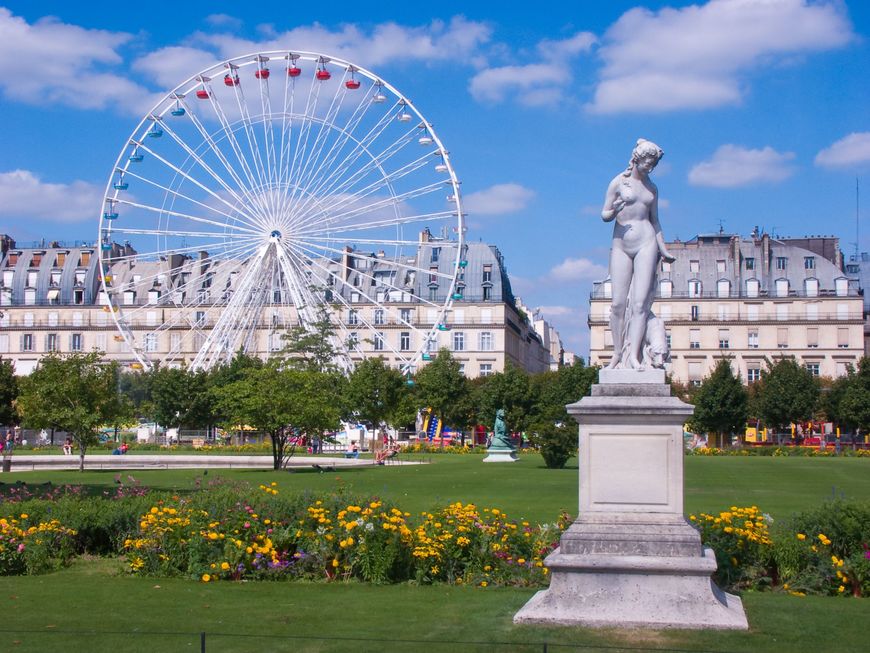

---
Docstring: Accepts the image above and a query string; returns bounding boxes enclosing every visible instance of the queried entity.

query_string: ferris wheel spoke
[304,210,458,239]
[113,199,261,236]
[286,239,451,313]
[176,96,269,215]
[292,119,413,220]
[101,237,262,274]
[150,120,266,226]
[104,227,254,240]
[114,164,260,231]
[191,243,271,370]
[228,81,270,197]
[283,73,324,212]
[192,92,269,216]
[292,137,428,227]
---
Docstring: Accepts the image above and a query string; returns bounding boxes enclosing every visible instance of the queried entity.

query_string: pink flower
[17,543,25,553]
[244,522,251,529]
[864,550,870,560]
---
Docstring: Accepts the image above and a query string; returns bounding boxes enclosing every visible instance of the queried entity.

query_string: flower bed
[689,446,870,457]
[0,513,77,575]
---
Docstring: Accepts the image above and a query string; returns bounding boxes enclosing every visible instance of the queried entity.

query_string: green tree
[528,420,575,469]
[0,356,18,428]
[346,357,406,433]
[148,366,213,430]
[414,349,469,438]
[833,357,870,433]
[279,311,343,373]
[214,365,343,469]
[531,363,598,426]
[16,352,123,471]
[756,357,819,439]
[692,358,748,448]
[476,363,534,432]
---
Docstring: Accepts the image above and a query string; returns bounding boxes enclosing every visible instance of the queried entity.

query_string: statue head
[623,138,664,177]
[496,408,505,419]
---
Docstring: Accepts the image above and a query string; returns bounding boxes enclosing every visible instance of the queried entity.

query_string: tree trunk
[271,432,282,470]
[78,442,85,472]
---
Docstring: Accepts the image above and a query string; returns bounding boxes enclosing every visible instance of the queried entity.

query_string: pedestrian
[4,430,13,454]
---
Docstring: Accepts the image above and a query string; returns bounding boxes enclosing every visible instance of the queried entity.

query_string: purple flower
[864,550,870,560]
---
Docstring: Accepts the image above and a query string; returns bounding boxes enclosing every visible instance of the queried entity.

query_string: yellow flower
[783,583,790,590]
[484,565,491,572]
[796,533,806,541]
[20,513,28,519]
[480,581,488,587]
[220,562,230,571]
[201,574,211,582]
[838,585,846,593]
[517,558,526,565]
[332,558,339,568]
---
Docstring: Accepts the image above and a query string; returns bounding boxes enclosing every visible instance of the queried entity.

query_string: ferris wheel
[99,51,465,373]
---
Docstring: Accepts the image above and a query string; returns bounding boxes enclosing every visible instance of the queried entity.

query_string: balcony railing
[588,311,864,324]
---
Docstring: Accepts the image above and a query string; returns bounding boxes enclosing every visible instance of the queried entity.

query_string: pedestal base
[513,516,748,629]
[482,448,518,462]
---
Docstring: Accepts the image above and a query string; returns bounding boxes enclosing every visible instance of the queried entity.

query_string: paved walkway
[1,454,423,472]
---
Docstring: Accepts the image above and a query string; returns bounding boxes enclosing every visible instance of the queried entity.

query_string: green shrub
[529,422,576,469]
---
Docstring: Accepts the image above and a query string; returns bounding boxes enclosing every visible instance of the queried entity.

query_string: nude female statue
[601,139,674,370]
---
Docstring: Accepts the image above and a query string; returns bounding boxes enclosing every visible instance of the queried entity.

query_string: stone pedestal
[514,371,747,630]
[482,446,518,463]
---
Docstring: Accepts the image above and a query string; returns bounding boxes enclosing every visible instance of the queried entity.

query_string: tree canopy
[755,357,819,432]
[692,358,748,447]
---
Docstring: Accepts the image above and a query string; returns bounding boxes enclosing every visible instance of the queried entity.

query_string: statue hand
[602,198,624,222]
[659,244,676,263]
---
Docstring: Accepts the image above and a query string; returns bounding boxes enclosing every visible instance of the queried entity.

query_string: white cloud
[205,14,243,30]
[688,145,796,188]
[469,31,595,106]
[589,0,854,113]
[814,132,870,168]
[0,9,157,114]
[189,16,491,69]
[0,170,103,222]
[549,257,608,282]
[536,305,575,317]
[463,183,535,215]
[132,46,223,89]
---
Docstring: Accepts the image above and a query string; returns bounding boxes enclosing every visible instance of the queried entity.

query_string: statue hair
[622,138,664,177]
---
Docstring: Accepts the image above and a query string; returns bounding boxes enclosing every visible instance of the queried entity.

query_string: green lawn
[1,558,867,653]
[4,454,869,523]
[3,455,869,652]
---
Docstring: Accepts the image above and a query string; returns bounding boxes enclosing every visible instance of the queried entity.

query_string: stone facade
[589,232,865,384]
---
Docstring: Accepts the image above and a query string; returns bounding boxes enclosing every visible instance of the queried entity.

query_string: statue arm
[601,177,624,223]
[648,189,676,263]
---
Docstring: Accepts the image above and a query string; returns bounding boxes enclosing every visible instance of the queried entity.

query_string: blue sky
[0,0,868,357]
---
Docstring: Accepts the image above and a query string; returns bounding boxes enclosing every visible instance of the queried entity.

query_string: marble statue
[601,138,674,370]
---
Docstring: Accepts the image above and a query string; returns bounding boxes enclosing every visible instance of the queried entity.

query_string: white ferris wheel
[98,51,465,373]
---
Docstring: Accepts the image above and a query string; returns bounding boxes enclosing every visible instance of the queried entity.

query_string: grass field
[4,454,868,523]
[2,455,869,652]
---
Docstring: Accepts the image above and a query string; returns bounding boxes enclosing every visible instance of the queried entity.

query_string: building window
[79,252,91,266]
[453,309,465,324]
[428,288,437,301]
[351,292,360,303]
[804,256,815,270]
[690,260,700,273]
[745,257,755,271]
[148,311,160,327]
[431,247,440,263]
[269,333,282,352]
[48,312,59,327]
[400,308,411,324]
[717,304,730,320]
[46,333,58,352]
[479,332,493,351]
[24,288,35,305]
[688,280,702,297]
[72,312,83,327]
[806,303,818,320]
[688,361,702,387]
[746,278,759,298]
[776,256,787,271]
[373,332,385,351]
[348,309,358,325]
[604,329,613,347]
[837,303,849,320]
[21,333,33,352]
[23,312,34,327]
[144,333,157,352]
[717,279,730,298]
[169,333,181,352]
[661,261,671,273]
[747,368,761,383]
[665,331,671,348]
[374,309,384,325]
[70,333,83,352]
[776,304,789,321]
[74,288,85,305]
[400,332,411,351]
[838,328,849,348]
[426,337,436,353]
[807,328,818,348]
[717,260,726,274]
[429,266,438,283]
[689,329,700,349]
[748,331,759,349]
[690,305,700,321]
[482,286,491,301]
[659,280,672,298]
[777,328,788,349]
[835,278,848,297]
[480,363,493,377]
[482,264,492,283]
[776,279,789,297]
[718,329,730,349]
[660,304,671,320]
[805,363,820,377]
[804,278,819,297]
[453,331,465,352]
[0,334,7,353]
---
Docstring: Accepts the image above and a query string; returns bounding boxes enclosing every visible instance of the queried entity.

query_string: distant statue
[491,409,513,449]
[601,138,674,370]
